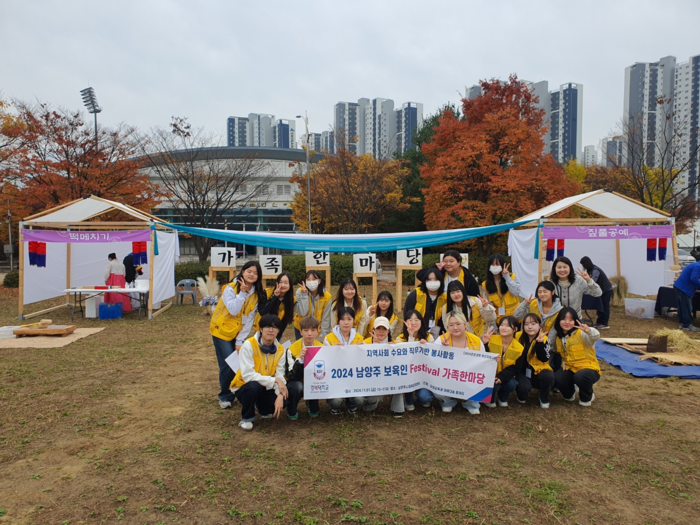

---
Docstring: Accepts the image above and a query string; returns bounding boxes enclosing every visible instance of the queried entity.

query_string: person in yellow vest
[331,278,369,336]
[435,281,495,337]
[416,249,481,297]
[481,316,526,408]
[231,314,288,431]
[483,254,521,324]
[432,311,485,414]
[285,316,323,419]
[255,272,295,336]
[294,270,333,340]
[514,313,555,409]
[364,291,399,339]
[210,261,266,410]
[323,306,368,415]
[362,316,395,345]
[397,310,434,412]
[551,307,601,406]
[403,267,446,337]
[513,281,563,338]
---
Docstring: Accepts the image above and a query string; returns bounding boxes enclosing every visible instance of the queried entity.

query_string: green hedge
[3,270,19,288]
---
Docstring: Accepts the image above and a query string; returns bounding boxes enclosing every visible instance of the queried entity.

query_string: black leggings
[554,368,600,402]
[515,369,555,403]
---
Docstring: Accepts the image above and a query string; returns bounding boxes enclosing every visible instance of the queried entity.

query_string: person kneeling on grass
[434,311,485,415]
[397,310,434,412]
[324,306,376,415]
[285,316,324,419]
[514,314,555,409]
[364,317,406,419]
[230,314,288,431]
[481,316,526,409]
[551,307,601,407]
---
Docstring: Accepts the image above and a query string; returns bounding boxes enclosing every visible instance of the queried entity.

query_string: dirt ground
[1,284,699,525]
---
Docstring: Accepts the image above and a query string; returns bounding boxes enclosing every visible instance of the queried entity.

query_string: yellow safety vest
[482,274,520,321]
[487,334,525,374]
[556,330,601,374]
[230,336,285,389]
[332,300,364,329]
[252,287,295,333]
[364,312,398,338]
[209,283,259,341]
[515,331,552,375]
[435,297,486,336]
[414,288,447,320]
[293,289,332,331]
[440,331,483,351]
[530,300,558,335]
[325,332,364,346]
[288,338,323,359]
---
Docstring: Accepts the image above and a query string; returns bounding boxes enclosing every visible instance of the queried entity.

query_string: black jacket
[416,265,480,297]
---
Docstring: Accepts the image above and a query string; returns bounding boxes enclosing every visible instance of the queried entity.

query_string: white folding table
[64,280,150,321]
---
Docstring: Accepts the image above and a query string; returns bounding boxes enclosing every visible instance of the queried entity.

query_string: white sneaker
[540,401,550,409]
[405,404,415,412]
[579,393,595,407]
[260,414,273,420]
[421,402,431,408]
[467,407,480,415]
[517,398,527,404]
[497,399,508,407]
[219,400,232,409]
[238,420,253,431]
[483,402,497,408]
[441,406,453,413]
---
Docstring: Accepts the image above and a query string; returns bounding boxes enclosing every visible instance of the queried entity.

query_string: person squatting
[209,254,604,430]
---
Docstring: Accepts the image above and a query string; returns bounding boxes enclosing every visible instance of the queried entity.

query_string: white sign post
[396,248,422,310]
[353,253,378,303]
[210,247,237,285]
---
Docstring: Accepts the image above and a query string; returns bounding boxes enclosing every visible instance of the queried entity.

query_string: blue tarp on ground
[596,341,700,379]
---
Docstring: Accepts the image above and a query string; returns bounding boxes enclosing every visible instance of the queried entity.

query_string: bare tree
[606,97,700,229]
[140,117,274,262]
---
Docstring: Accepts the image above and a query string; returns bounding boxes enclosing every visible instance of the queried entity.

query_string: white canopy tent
[508,190,676,297]
[19,196,179,320]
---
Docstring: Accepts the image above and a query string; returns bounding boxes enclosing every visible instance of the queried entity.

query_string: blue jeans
[213,335,237,403]
[494,378,518,403]
[415,388,434,406]
[675,287,694,328]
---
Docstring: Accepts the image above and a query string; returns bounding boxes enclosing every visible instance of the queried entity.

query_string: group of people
[209,251,612,431]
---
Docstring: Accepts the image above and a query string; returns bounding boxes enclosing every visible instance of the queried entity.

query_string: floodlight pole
[296,111,312,234]
[80,87,102,150]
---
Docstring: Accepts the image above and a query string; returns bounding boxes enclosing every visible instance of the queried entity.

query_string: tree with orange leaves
[290,134,410,234]
[0,101,160,245]
[420,75,581,256]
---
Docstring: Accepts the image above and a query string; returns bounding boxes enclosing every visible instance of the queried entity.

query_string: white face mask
[306,281,319,292]
[426,281,441,292]
[489,266,502,275]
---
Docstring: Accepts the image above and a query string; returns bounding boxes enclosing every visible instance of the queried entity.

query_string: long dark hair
[485,253,508,295]
[304,269,326,296]
[275,272,294,325]
[333,278,362,314]
[519,313,542,358]
[402,309,430,341]
[236,261,265,299]
[446,280,471,320]
[336,306,356,326]
[375,290,394,321]
[580,256,594,274]
[419,267,444,294]
[550,256,576,285]
[553,307,580,338]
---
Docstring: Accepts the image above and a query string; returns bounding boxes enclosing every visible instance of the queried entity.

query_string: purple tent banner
[21,230,151,243]
[541,225,673,240]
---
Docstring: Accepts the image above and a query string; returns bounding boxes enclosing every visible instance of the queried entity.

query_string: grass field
[1,285,699,525]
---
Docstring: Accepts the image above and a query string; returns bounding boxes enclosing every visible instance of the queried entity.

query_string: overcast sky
[1,0,698,154]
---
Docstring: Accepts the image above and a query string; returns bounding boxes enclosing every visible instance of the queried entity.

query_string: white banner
[397,248,422,267]
[211,247,236,267]
[303,342,497,401]
[260,254,282,277]
[353,253,377,274]
[305,251,330,267]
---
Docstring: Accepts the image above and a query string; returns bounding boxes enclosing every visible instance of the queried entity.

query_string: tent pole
[18,222,24,321]
[65,242,71,303]
[148,229,155,320]
[671,217,679,267]
[615,240,621,278]
[537,219,544,282]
